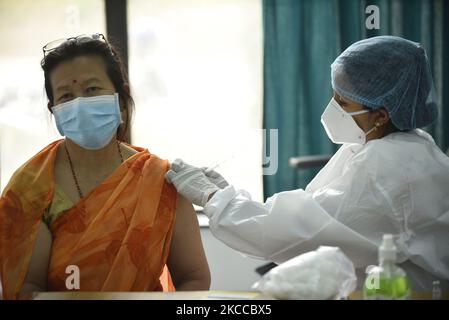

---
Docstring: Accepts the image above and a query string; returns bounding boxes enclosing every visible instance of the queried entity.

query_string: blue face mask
[52,93,123,150]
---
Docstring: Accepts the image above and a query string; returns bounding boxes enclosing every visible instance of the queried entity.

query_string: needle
[207,155,235,172]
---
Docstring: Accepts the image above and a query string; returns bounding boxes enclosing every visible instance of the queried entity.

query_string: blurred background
[0,0,448,291]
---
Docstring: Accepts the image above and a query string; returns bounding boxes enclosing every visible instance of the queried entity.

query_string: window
[128,0,264,201]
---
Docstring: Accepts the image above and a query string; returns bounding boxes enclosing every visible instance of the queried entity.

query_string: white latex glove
[166,159,220,207]
[201,167,229,189]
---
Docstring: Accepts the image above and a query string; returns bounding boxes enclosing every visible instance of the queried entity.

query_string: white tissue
[252,246,357,300]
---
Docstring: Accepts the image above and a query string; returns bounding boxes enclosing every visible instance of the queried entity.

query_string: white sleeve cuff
[203,185,237,218]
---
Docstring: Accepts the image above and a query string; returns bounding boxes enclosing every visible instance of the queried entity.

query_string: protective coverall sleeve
[203,185,379,267]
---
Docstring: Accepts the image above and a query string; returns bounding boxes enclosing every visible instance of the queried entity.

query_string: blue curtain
[263,0,449,199]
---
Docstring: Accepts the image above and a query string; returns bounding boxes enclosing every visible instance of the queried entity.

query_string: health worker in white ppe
[166,36,449,291]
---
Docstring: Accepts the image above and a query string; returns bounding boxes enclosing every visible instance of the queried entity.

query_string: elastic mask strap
[347,109,370,116]
[364,125,377,137]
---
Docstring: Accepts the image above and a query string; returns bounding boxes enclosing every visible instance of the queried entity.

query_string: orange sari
[0,140,177,300]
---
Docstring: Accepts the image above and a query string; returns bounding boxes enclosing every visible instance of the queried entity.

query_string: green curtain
[262,0,449,199]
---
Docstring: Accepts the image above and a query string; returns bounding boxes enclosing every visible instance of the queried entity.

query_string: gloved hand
[201,167,229,189]
[166,159,220,207]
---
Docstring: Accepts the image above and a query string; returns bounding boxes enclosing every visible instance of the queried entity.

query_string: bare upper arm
[20,221,52,296]
[167,194,210,290]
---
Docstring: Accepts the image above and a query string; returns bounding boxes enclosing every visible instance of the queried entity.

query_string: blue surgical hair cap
[331,36,438,131]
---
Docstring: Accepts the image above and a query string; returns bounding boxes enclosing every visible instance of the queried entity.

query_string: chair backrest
[289,154,333,169]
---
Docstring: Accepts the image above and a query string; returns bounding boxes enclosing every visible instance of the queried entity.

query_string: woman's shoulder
[352,129,448,179]
[122,143,172,169]
[343,135,409,178]
[7,140,62,182]
[363,130,438,158]
[120,143,140,160]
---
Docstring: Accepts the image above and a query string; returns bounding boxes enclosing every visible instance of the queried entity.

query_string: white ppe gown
[203,129,449,291]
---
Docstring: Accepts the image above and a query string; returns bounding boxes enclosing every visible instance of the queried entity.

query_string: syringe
[207,155,235,172]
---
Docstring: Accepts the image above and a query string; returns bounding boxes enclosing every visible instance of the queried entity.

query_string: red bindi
[72,79,77,83]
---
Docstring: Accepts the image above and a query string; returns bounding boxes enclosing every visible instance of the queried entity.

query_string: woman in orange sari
[0,34,210,300]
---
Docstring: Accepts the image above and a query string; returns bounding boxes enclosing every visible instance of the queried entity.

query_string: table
[30,290,448,300]
[31,291,269,300]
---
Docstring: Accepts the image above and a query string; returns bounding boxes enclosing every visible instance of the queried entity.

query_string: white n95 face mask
[52,93,123,150]
[321,97,376,144]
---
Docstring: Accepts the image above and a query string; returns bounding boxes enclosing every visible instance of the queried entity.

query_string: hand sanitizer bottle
[363,234,411,299]
[432,280,442,300]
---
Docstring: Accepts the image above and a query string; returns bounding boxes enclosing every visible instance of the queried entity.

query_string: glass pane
[128,0,264,201]
[0,0,105,190]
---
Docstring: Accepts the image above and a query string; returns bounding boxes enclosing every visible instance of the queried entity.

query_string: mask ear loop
[347,108,382,137]
[347,109,370,116]
[366,106,385,136]
[364,125,378,137]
